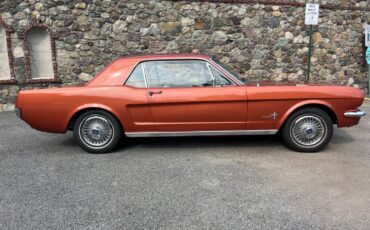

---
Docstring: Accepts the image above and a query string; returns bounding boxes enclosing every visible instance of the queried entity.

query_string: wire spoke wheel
[78,115,115,149]
[290,115,327,148]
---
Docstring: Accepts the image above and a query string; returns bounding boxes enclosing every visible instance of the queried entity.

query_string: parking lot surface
[1,102,370,229]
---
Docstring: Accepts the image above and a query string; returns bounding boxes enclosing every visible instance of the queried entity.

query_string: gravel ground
[0,102,370,229]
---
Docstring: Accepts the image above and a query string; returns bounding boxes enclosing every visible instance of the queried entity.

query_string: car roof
[87,54,213,87]
[116,53,212,62]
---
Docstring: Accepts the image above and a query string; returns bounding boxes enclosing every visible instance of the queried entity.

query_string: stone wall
[0,0,369,111]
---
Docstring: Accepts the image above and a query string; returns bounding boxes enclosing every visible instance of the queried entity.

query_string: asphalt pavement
[0,102,370,229]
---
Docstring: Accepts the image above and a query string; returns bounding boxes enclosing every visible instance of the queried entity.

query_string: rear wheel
[281,107,333,152]
[73,110,122,153]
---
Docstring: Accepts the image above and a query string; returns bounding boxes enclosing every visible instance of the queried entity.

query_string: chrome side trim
[126,130,278,138]
[344,110,366,118]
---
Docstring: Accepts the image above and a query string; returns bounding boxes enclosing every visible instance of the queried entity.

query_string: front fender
[276,100,337,129]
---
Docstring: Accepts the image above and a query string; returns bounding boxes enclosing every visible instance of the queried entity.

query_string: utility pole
[307,25,313,81]
[304,3,320,82]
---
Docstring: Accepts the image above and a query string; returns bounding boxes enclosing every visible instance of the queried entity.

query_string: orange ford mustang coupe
[15,54,366,153]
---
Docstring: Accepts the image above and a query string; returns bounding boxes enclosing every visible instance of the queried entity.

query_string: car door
[144,60,247,132]
[123,62,155,132]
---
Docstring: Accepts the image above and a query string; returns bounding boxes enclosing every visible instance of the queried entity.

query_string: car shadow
[116,135,283,151]
[59,134,77,147]
[331,128,354,144]
[58,128,354,153]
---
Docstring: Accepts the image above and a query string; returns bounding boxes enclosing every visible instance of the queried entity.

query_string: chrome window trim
[125,130,278,138]
[123,58,244,88]
[143,59,240,89]
[205,62,216,84]
[209,59,244,85]
[206,62,234,86]
[142,62,149,88]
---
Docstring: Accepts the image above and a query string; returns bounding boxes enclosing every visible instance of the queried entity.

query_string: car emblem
[262,112,279,120]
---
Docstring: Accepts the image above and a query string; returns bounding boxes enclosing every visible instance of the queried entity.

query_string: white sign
[366,25,370,47]
[305,4,320,25]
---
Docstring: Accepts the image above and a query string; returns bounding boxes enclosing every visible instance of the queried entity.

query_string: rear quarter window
[125,63,146,88]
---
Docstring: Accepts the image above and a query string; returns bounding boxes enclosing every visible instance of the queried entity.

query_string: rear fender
[64,104,124,131]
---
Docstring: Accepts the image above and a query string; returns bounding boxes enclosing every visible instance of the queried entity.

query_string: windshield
[211,57,245,84]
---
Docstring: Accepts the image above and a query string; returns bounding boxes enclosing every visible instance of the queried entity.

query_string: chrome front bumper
[15,108,22,119]
[344,110,366,118]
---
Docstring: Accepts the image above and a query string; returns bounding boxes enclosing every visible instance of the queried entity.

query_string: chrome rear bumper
[344,110,366,118]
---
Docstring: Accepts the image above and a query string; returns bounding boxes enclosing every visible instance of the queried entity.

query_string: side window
[125,63,146,88]
[145,60,213,88]
[208,65,232,86]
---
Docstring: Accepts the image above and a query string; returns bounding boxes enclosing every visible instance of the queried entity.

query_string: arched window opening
[0,18,15,84]
[27,28,54,80]
[0,26,11,80]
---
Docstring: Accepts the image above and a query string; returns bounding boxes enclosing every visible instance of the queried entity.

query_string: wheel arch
[66,104,125,132]
[277,100,338,130]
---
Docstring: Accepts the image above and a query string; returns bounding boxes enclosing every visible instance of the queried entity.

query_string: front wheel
[73,110,122,153]
[281,107,333,152]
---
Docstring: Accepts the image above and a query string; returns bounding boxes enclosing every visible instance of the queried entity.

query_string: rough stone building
[0,0,369,111]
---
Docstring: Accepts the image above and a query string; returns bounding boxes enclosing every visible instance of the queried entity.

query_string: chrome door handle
[148,90,162,96]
